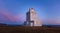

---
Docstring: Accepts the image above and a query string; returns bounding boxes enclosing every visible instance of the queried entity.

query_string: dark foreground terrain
[0,26,60,33]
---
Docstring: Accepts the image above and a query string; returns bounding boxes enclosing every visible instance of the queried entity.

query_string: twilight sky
[0,0,60,25]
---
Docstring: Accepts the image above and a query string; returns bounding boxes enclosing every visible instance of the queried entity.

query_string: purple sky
[0,0,60,25]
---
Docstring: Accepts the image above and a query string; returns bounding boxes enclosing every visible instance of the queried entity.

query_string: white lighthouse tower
[24,8,42,26]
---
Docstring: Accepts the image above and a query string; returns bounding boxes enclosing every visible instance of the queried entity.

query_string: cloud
[0,0,24,23]
[0,9,24,22]
[42,18,60,25]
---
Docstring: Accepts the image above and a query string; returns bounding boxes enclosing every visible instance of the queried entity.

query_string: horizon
[0,0,60,25]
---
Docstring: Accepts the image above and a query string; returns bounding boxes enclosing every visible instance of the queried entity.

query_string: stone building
[24,8,42,26]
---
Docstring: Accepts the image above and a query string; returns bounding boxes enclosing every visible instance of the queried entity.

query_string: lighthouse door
[31,23,33,26]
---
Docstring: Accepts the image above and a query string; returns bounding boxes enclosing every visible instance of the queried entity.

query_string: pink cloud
[0,9,24,22]
[43,18,60,25]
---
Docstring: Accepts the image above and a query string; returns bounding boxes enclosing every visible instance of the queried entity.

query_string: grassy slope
[0,26,60,33]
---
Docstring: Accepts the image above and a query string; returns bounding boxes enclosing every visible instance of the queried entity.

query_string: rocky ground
[0,26,60,33]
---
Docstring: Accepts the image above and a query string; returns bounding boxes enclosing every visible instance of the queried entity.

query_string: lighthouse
[24,8,42,26]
